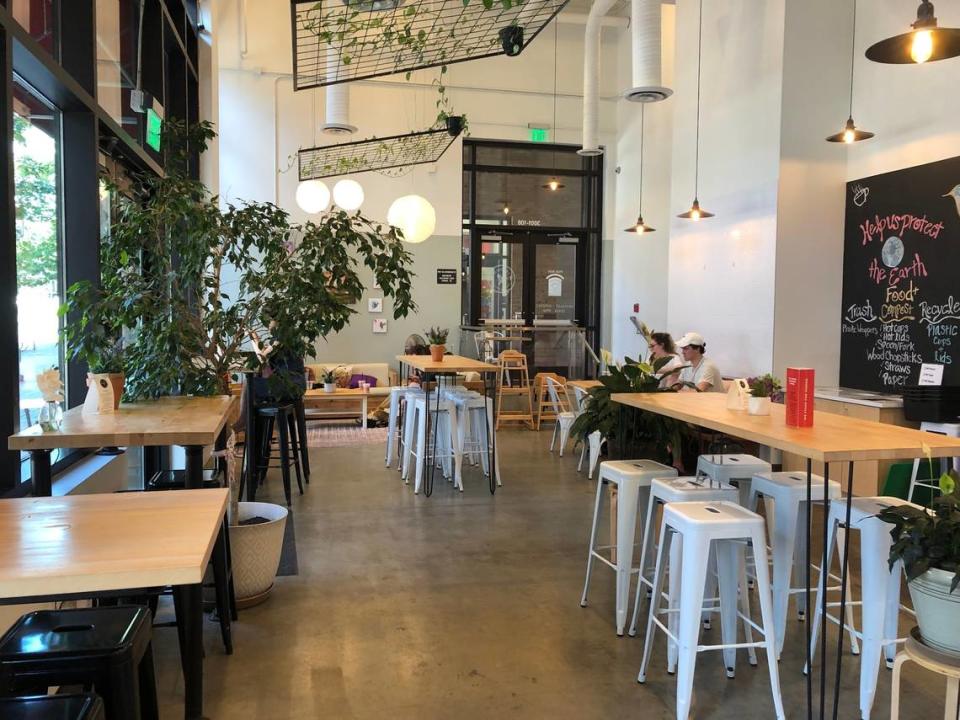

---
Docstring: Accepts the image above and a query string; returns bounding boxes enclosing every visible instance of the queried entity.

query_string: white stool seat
[386,387,423,469]
[697,453,771,506]
[401,395,462,494]
[580,459,678,636]
[809,495,920,720]
[637,500,785,720]
[891,629,960,720]
[448,391,501,488]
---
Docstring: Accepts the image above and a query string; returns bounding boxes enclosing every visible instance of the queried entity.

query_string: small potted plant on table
[320,368,337,393]
[879,469,960,656]
[746,373,782,416]
[426,326,449,362]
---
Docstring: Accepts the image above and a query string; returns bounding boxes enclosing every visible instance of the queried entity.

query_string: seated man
[676,332,724,392]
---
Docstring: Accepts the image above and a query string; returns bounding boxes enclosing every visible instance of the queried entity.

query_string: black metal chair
[0,607,158,720]
[253,403,304,506]
[0,694,105,720]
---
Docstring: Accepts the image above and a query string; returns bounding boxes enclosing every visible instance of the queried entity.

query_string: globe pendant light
[295,179,331,214]
[866,0,960,64]
[387,194,436,244]
[333,178,364,211]
[827,0,875,143]
[678,0,714,221]
[625,105,655,233]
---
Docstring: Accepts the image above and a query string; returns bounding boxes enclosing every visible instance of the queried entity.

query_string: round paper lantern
[295,180,330,214]
[333,179,365,211]
[387,194,436,244]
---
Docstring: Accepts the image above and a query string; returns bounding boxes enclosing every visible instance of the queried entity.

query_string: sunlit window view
[14,82,62,445]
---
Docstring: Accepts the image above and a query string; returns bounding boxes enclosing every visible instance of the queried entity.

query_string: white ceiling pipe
[557,12,628,28]
[578,0,619,156]
[323,48,357,135]
[624,0,672,102]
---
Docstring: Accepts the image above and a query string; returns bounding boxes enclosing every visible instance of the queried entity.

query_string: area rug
[305,424,389,448]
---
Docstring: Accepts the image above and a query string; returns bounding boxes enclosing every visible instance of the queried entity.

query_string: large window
[10,0,58,56]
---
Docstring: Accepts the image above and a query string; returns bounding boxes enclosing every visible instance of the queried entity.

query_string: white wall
[212,0,623,366]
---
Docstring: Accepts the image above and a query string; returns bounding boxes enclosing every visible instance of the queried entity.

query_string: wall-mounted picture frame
[368,298,383,313]
[372,318,388,334]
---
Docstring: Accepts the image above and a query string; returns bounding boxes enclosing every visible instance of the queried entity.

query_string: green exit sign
[529,127,549,143]
[146,108,162,152]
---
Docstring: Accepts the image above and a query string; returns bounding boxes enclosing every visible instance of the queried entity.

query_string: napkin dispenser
[726,378,750,411]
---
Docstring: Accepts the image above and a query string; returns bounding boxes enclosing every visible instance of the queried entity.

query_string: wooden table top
[611,392,960,463]
[397,354,498,373]
[568,379,602,391]
[304,388,370,400]
[8,395,237,451]
[0,489,228,600]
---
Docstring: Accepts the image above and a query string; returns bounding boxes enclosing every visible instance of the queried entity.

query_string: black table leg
[211,521,234,655]
[295,397,310,481]
[183,445,204,489]
[805,458,813,720]
[30,449,52,496]
[831,461,855,720]
[173,582,203,720]
[486,370,497,495]
[820,462,831,720]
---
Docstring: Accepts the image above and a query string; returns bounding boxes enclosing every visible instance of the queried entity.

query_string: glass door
[478,232,525,323]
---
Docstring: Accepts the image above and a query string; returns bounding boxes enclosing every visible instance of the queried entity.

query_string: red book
[786,367,815,427]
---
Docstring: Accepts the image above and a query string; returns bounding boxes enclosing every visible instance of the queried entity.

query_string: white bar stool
[891,628,960,720]
[580,459,678,636]
[628,476,751,659]
[637,501,785,720]
[909,422,960,502]
[696,453,771,506]
[386,386,419,468]
[446,389,501,489]
[747,471,860,659]
[394,388,423,473]
[544,377,577,456]
[808,496,919,720]
[401,395,462,494]
[570,386,604,479]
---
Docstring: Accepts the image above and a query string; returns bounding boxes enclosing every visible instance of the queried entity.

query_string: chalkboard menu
[840,155,960,392]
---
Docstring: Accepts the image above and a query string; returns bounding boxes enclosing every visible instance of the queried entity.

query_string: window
[14,78,63,477]
[96,0,140,135]
[10,0,58,56]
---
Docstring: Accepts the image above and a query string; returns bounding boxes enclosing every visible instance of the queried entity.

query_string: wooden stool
[891,628,960,720]
[533,372,567,430]
[496,350,534,430]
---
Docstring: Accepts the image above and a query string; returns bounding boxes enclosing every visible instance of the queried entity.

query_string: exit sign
[146,108,163,152]
[529,127,549,143]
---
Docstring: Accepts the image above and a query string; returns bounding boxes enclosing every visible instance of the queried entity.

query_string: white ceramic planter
[748,396,771,416]
[909,568,960,657]
[323,382,336,393]
[230,501,289,608]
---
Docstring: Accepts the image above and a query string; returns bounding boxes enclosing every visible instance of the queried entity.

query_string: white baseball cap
[677,332,706,348]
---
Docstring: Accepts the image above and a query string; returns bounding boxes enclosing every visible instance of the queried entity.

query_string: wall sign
[436,268,457,285]
[840,155,960,391]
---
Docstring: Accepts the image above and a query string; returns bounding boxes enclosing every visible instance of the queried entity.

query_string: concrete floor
[155,429,948,719]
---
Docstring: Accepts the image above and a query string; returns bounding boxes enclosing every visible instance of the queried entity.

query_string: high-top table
[610,392,960,720]
[0,489,228,720]
[8,395,237,496]
[396,355,499,496]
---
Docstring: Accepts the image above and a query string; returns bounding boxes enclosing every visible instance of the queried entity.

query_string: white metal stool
[891,628,960,720]
[402,395,462,494]
[808,496,919,720]
[628,476,749,653]
[544,377,577,456]
[445,389,501,489]
[909,422,960,502]
[637,501,785,720]
[580,459,678,636]
[696,453,771,506]
[394,388,424,472]
[570,386,605,479]
[386,387,420,468]
[747,471,860,659]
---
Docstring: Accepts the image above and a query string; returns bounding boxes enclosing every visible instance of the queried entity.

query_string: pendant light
[827,0,874,143]
[677,0,714,221]
[543,22,565,193]
[624,106,655,233]
[866,0,960,64]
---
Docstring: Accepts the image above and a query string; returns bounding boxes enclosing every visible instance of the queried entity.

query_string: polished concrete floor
[155,429,947,719]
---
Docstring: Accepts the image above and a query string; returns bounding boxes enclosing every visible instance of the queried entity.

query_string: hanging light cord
[847,0,858,118]
[638,105,645,209]
[693,0,703,197]
[552,21,558,167]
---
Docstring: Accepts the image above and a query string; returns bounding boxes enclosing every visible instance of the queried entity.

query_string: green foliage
[570,356,689,465]
[747,373,782,399]
[879,470,960,592]
[60,119,417,400]
[13,115,58,288]
[320,367,338,384]
[425,326,449,345]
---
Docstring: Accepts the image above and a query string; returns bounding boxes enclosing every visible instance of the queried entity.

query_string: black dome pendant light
[827,0,874,143]
[625,106,655,233]
[678,0,714,221]
[866,0,960,64]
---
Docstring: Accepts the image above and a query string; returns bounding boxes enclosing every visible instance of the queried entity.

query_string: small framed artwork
[368,298,383,313]
[372,318,388,334]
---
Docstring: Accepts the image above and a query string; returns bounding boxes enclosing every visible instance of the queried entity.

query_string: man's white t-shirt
[654,354,685,388]
[679,356,724,392]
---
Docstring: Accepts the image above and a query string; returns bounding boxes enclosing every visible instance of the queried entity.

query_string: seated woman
[676,332,724,392]
[647,332,684,388]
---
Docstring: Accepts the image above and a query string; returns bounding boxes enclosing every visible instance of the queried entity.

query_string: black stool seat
[0,607,158,720]
[0,694,105,720]
[147,468,221,491]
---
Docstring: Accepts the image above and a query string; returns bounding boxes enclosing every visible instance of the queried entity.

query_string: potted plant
[59,295,127,411]
[426,326,449,362]
[746,373,782,416]
[879,469,960,656]
[320,367,337,393]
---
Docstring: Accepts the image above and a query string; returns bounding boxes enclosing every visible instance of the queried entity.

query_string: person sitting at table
[676,332,724,392]
[647,332,684,388]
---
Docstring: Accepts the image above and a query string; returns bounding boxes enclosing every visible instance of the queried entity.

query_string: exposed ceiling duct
[624,0,672,102]
[323,48,357,135]
[578,0,619,156]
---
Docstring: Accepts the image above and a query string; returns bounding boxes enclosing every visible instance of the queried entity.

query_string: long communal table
[0,489,229,720]
[610,392,960,720]
[396,355,500,496]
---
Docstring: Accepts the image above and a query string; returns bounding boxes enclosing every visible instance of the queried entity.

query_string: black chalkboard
[840,155,960,392]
